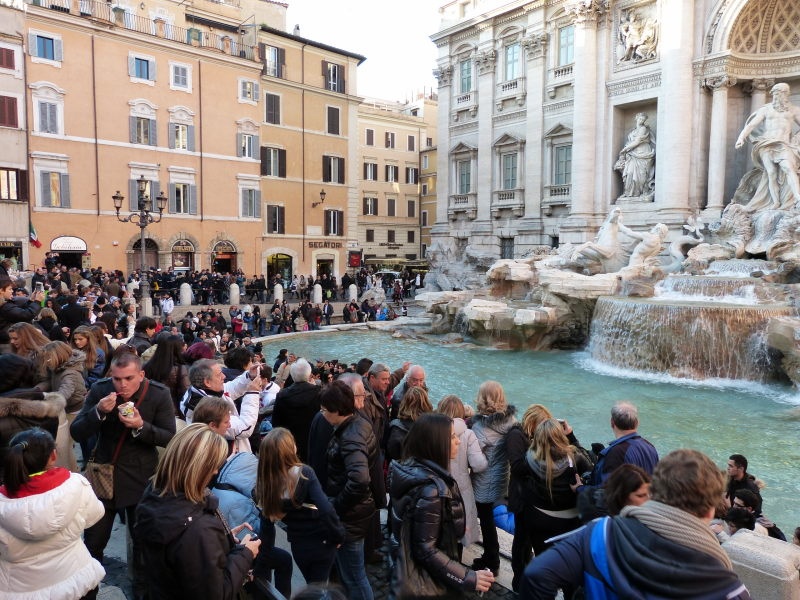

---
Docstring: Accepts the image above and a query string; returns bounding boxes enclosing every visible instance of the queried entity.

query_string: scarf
[621,500,732,569]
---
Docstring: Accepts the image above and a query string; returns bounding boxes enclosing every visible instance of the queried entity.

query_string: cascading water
[588,273,798,381]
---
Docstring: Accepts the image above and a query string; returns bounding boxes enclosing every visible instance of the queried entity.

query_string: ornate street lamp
[112,175,168,315]
[312,188,326,208]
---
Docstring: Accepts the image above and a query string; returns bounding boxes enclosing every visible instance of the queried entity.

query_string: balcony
[491,189,524,218]
[495,78,525,110]
[542,185,571,215]
[448,193,477,220]
[26,0,256,61]
[452,90,477,121]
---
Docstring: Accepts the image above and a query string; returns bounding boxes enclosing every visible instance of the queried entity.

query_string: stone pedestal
[273,284,283,303]
[179,283,192,306]
[229,283,240,306]
[348,284,358,302]
[312,284,322,304]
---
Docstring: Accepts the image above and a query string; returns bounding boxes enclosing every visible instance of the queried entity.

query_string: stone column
[312,283,322,304]
[567,5,600,220]
[273,283,283,303]
[179,282,192,306]
[654,0,694,218]
[228,283,240,306]
[522,32,548,221]
[348,283,358,303]
[432,65,454,226]
[476,49,496,222]
[705,76,736,214]
[749,78,774,114]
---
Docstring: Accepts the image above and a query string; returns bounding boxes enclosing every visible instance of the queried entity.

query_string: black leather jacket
[389,458,476,596]
[326,413,378,541]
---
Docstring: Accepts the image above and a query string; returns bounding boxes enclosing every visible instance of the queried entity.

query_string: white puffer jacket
[0,472,105,599]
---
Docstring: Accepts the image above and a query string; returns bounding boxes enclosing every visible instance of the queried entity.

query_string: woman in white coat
[0,427,105,599]
[437,395,487,551]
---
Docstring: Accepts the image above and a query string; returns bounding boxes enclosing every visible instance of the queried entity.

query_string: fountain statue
[615,113,656,202]
[418,82,800,385]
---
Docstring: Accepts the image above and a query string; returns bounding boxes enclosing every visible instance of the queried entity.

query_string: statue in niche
[735,82,800,212]
[618,9,658,62]
[615,113,656,202]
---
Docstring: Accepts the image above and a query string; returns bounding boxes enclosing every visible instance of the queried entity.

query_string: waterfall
[588,297,796,381]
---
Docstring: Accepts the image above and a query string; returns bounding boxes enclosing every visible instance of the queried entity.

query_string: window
[366,229,374,243]
[238,133,256,158]
[240,79,259,103]
[261,147,287,177]
[426,137,433,147]
[267,205,285,233]
[422,243,427,257]
[365,128,374,146]
[422,155,429,169]
[421,210,428,227]
[405,167,419,184]
[0,169,27,201]
[169,123,194,151]
[387,230,395,243]
[241,188,261,218]
[500,237,514,260]
[387,198,396,217]
[421,183,428,195]
[323,156,345,184]
[130,117,157,146]
[324,209,344,236]
[0,48,14,70]
[554,145,572,185]
[170,63,190,91]
[323,61,345,93]
[459,59,472,93]
[169,183,195,214]
[327,106,340,135]
[128,55,155,81]
[363,162,377,181]
[559,25,575,66]
[407,230,415,243]
[39,171,70,207]
[502,153,518,189]
[457,160,471,194]
[407,135,415,152]
[265,93,280,125]
[36,101,58,134]
[260,44,285,78]
[30,33,62,62]
[385,165,398,182]
[385,132,395,148]
[505,42,520,80]
[0,96,18,128]
[363,197,378,216]
[407,200,416,218]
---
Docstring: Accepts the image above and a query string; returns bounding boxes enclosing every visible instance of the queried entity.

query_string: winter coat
[0,469,105,599]
[281,465,345,546]
[470,405,517,504]
[271,381,321,463]
[70,378,176,508]
[389,458,477,597]
[134,485,254,600]
[386,418,412,463]
[326,413,378,541]
[0,391,65,482]
[0,296,41,336]
[525,449,592,512]
[212,451,260,535]
[36,349,87,413]
[449,417,487,545]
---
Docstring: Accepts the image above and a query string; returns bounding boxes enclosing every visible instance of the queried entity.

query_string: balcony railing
[448,193,478,220]
[28,0,256,62]
[456,91,473,106]
[491,189,524,217]
[550,64,574,79]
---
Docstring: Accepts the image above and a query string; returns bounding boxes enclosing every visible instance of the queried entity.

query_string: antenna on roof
[293,24,300,35]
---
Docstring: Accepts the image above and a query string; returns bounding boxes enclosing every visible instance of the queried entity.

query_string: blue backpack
[584,517,619,600]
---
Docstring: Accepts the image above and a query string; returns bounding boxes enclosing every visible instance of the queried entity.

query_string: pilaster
[704,75,736,213]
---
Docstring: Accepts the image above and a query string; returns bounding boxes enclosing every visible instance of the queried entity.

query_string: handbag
[84,381,148,500]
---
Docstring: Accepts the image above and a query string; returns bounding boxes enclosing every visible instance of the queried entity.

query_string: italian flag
[29,222,42,248]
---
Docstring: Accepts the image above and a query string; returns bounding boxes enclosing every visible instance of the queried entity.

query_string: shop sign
[51,236,87,251]
[0,241,21,248]
[308,241,343,249]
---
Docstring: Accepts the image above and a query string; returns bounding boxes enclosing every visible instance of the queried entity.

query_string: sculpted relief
[617,7,658,64]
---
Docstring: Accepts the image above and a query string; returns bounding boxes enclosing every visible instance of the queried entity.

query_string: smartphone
[35,281,44,293]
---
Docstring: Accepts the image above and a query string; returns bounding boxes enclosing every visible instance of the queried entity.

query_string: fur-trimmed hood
[472,404,517,432]
[0,391,66,419]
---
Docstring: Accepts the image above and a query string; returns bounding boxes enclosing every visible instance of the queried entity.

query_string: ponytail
[3,428,55,497]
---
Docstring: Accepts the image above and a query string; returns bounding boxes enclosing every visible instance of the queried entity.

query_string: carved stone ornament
[433,65,454,87]
[477,50,497,74]
[743,78,776,96]
[703,75,737,92]
[521,32,548,59]
[617,5,658,64]
[569,0,609,24]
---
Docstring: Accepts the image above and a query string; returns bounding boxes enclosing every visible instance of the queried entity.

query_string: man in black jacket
[71,352,176,598]
[271,358,320,462]
[320,380,378,600]
[0,278,43,344]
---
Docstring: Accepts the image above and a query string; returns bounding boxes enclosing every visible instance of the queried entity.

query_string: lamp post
[312,188,326,208]
[112,175,168,316]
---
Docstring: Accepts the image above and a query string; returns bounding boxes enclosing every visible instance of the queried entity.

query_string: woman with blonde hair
[134,423,261,599]
[437,395,486,552]
[386,386,432,462]
[33,307,66,341]
[524,418,592,561]
[34,340,86,472]
[256,427,344,586]
[469,381,517,575]
[8,322,49,359]
[71,325,105,387]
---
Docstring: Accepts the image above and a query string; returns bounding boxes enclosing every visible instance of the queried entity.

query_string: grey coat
[470,406,517,504]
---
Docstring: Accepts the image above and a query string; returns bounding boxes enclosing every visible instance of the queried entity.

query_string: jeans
[475,501,500,567]
[335,538,373,600]
[291,537,336,585]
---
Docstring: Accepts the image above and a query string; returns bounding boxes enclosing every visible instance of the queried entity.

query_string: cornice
[606,70,661,96]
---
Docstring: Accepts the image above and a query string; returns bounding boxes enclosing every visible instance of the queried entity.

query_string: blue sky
[285,0,441,101]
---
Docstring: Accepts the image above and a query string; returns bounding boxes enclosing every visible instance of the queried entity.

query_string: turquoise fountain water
[260,329,800,533]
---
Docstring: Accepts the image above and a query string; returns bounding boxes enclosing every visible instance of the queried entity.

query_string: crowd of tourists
[0,268,796,600]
